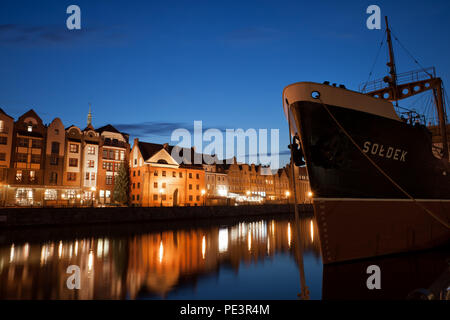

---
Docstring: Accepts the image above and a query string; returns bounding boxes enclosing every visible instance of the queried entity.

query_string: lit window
[27,125,32,132]
[44,189,57,200]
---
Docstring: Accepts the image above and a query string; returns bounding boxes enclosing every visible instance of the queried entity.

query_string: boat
[282,17,450,264]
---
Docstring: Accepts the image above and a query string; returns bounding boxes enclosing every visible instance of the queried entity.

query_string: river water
[0,214,447,300]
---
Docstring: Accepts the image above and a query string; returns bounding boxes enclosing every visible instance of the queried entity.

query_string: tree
[113,161,129,205]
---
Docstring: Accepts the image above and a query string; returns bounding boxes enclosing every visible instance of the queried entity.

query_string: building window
[153,194,158,201]
[55,129,59,135]
[133,171,136,177]
[85,173,90,180]
[162,194,166,201]
[196,173,199,179]
[31,154,40,164]
[87,146,95,155]
[16,188,33,205]
[196,195,200,201]
[44,189,57,200]
[114,163,120,171]
[16,153,27,163]
[162,171,166,177]
[31,139,41,148]
[103,149,108,159]
[103,162,113,171]
[154,182,158,188]
[138,170,140,176]
[91,172,95,181]
[67,172,76,181]
[137,182,140,189]
[172,171,176,177]
[120,150,125,161]
[69,144,79,153]
[154,170,158,176]
[17,138,28,147]
[137,195,140,201]
[196,184,199,190]
[0,153,5,161]
[50,172,58,184]
[51,142,60,154]
[66,190,76,199]
[16,170,22,182]
[189,184,192,190]
[189,173,192,179]
[88,160,95,168]
[179,172,182,178]
[162,182,166,188]
[133,183,135,189]
[69,158,78,167]
[29,171,36,182]
[189,195,193,201]
[106,175,113,185]
[27,124,32,132]
[132,195,135,201]
[0,137,7,145]
[50,155,58,165]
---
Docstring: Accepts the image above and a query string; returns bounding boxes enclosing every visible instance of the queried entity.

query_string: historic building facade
[129,139,205,207]
[0,108,129,207]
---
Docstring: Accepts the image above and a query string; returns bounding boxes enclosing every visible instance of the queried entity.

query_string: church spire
[87,103,92,127]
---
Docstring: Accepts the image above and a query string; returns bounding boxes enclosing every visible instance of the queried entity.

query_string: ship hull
[290,100,450,264]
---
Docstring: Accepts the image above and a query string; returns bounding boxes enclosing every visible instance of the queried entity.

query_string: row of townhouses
[129,138,312,207]
[0,108,130,206]
[0,108,311,207]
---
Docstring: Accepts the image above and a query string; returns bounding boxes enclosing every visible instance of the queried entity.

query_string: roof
[0,108,13,119]
[138,141,167,161]
[96,124,121,134]
[137,141,204,168]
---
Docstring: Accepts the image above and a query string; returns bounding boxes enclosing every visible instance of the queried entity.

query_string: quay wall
[0,204,314,228]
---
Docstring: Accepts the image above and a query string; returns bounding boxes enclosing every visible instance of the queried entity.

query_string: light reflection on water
[0,216,322,300]
[1,214,447,300]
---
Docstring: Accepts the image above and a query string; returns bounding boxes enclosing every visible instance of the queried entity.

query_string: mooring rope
[317,97,450,229]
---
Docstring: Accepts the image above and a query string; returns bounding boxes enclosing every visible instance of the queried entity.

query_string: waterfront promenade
[0,204,313,228]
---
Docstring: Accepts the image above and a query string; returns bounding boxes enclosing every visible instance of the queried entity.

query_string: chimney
[163,143,169,150]
[134,138,139,148]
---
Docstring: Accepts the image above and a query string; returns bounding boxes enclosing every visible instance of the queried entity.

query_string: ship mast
[385,17,398,103]
[365,17,449,161]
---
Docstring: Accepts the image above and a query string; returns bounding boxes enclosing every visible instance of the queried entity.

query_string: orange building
[129,139,205,207]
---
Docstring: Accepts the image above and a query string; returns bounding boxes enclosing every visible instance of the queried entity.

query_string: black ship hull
[290,100,450,264]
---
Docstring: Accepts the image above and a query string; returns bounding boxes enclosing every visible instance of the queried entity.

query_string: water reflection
[1,215,445,300]
[0,216,321,300]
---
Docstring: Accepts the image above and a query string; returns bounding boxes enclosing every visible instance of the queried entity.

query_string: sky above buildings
[1,0,450,167]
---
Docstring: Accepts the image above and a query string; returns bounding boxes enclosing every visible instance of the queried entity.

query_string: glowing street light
[285,190,290,204]
[159,188,164,207]
[201,189,206,206]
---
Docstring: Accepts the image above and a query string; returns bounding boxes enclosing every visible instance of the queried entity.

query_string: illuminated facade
[0,109,129,207]
[129,139,206,207]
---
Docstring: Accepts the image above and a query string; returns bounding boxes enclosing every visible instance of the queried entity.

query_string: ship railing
[359,67,436,93]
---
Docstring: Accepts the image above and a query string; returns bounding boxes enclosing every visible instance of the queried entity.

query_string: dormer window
[27,124,32,132]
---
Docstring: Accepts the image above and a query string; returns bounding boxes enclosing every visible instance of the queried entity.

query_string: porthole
[311,91,320,99]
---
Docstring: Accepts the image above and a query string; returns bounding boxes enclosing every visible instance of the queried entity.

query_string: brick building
[129,139,205,207]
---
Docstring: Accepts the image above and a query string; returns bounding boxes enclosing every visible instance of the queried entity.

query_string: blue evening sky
[1,0,449,166]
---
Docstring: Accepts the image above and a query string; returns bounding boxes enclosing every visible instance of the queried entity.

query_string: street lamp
[159,188,164,207]
[307,191,313,204]
[91,187,96,207]
[285,191,290,205]
[201,189,206,206]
